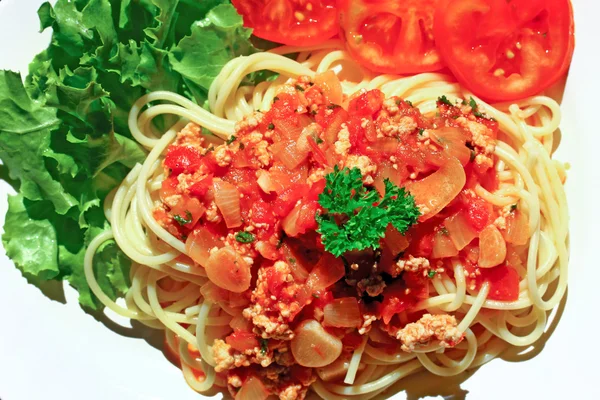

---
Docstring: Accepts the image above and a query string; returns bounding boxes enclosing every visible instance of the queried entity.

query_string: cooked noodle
[84,42,568,398]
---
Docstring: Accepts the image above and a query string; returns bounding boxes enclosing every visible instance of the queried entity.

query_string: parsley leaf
[235,231,255,243]
[316,167,420,257]
[469,96,493,120]
[226,135,236,144]
[428,270,437,278]
[438,95,454,107]
[260,338,269,354]
[295,84,305,92]
[173,211,192,226]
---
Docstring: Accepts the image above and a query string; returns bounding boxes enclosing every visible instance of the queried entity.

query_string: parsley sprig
[316,167,421,257]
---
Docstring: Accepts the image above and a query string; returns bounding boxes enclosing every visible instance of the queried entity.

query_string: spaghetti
[84,41,568,399]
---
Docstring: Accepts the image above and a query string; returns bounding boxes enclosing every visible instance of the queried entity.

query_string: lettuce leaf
[0,0,262,309]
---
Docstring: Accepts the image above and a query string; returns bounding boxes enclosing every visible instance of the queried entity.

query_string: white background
[0,0,599,399]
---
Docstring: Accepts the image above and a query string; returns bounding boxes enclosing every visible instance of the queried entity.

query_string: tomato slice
[339,0,444,74]
[434,0,575,101]
[232,0,338,46]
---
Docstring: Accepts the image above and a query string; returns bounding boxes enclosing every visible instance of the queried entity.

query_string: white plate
[1,0,599,399]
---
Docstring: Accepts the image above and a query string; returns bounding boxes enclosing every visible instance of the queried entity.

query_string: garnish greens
[0,0,272,310]
[438,95,454,107]
[173,211,192,226]
[235,231,256,244]
[316,167,421,257]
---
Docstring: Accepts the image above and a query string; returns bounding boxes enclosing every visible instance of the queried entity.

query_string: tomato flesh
[433,0,575,101]
[339,0,444,74]
[477,264,520,301]
[232,0,338,46]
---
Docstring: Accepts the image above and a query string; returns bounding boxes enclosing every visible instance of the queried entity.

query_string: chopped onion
[306,253,345,291]
[314,70,343,105]
[429,127,471,166]
[317,353,358,382]
[229,314,252,332]
[383,225,410,256]
[273,118,303,140]
[503,210,530,245]
[445,212,478,250]
[205,246,251,293]
[431,230,459,259]
[186,229,224,267]
[255,240,279,260]
[406,157,465,221]
[281,202,303,237]
[200,281,229,303]
[235,376,270,400]
[271,139,309,170]
[256,170,275,194]
[291,319,343,368]
[324,298,362,328]
[213,180,242,228]
[479,224,507,268]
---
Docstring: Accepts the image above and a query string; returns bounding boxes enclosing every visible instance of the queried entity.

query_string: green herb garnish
[428,270,437,278]
[260,338,268,355]
[438,95,454,107]
[295,84,305,92]
[173,211,192,226]
[268,122,275,130]
[226,135,236,145]
[316,167,421,257]
[235,231,255,244]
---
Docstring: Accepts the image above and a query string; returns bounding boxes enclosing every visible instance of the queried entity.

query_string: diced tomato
[271,93,301,123]
[342,331,364,350]
[463,194,492,231]
[266,265,287,298]
[160,176,179,202]
[251,200,276,225]
[226,331,259,353]
[164,146,202,175]
[307,179,326,202]
[272,184,309,217]
[410,232,434,258]
[380,280,418,325]
[348,90,385,117]
[402,272,430,300]
[476,264,520,301]
[188,175,213,197]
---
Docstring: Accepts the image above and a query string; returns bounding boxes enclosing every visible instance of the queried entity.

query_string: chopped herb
[268,122,275,130]
[288,258,296,264]
[226,135,236,145]
[235,231,255,243]
[312,134,324,145]
[273,96,280,101]
[295,84,305,92]
[440,227,449,236]
[418,128,425,136]
[310,109,318,115]
[260,338,268,355]
[312,293,320,299]
[316,167,421,257]
[327,104,340,110]
[239,143,245,150]
[395,99,401,106]
[206,146,215,152]
[428,270,437,278]
[438,95,454,107]
[462,99,468,106]
[470,150,476,162]
[405,100,413,107]
[511,203,518,211]
[173,211,192,226]
[469,96,490,119]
